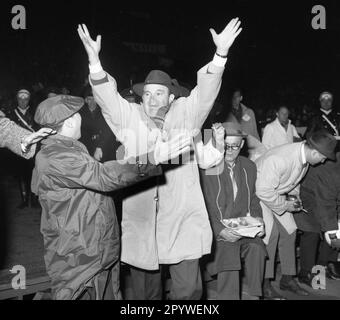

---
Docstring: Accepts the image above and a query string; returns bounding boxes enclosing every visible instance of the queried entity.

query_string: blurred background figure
[227,88,260,141]
[79,86,122,162]
[306,91,340,138]
[7,89,39,209]
[262,105,301,150]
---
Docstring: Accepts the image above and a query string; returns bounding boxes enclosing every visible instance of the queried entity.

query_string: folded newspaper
[222,216,264,238]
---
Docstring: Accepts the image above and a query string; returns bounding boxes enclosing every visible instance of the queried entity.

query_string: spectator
[201,122,266,300]
[255,130,337,299]
[226,88,260,141]
[8,89,39,208]
[296,153,340,286]
[262,105,301,150]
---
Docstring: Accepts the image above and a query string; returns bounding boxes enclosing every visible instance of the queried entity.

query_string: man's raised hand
[77,24,102,65]
[210,18,242,57]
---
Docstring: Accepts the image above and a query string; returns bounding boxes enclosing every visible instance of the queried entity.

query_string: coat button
[139,173,145,177]
[154,196,159,201]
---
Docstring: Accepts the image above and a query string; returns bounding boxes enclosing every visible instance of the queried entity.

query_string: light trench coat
[90,62,224,270]
[255,142,309,244]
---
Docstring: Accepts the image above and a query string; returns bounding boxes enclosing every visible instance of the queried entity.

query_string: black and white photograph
[0,0,340,305]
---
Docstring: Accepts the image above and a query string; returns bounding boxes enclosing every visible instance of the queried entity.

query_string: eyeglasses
[224,144,242,151]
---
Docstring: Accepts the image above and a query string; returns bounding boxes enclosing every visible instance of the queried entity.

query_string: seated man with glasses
[200,122,266,299]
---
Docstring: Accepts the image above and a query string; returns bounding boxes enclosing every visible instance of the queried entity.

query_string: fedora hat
[306,129,337,160]
[222,121,248,138]
[171,79,190,98]
[132,70,180,97]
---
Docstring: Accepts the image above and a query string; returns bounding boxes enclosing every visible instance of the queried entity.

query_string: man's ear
[240,95,243,102]
[240,140,245,149]
[169,94,175,105]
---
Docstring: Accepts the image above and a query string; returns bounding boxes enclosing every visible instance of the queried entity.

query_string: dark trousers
[129,259,202,300]
[299,230,339,274]
[216,242,266,300]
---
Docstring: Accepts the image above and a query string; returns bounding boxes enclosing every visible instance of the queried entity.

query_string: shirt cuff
[89,62,103,74]
[211,54,228,68]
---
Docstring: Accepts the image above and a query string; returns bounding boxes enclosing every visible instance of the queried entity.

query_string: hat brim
[307,136,336,160]
[132,83,180,97]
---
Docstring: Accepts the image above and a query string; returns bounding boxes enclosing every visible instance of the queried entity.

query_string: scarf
[151,105,170,129]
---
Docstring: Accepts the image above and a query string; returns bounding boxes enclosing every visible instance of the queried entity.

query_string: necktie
[229,165,238,201]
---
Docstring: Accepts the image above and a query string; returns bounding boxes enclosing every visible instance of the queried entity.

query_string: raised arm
[183,18,242,130]
[77,24,134,140]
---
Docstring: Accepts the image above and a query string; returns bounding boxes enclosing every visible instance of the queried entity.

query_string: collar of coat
[41,134,89,154]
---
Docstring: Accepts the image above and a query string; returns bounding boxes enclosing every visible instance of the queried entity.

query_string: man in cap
[77,18,242,300]
[306,91,340,137]
[8,89,40,208]
[200,122,266,299]
[31,95,190,300]
[255,130,337,299]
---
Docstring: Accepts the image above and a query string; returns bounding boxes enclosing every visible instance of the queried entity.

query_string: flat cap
[319,91,333,101]
[34,95,84,128]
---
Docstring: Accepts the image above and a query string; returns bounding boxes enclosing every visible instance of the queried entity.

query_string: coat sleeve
[248,163,263,218]
[0,117,36,159]
[200,170,225,238]
[313,173,339,232]
[46,150,162,192]
[256,155,289,215]
[177,63,224,131]
[89,71,135,143]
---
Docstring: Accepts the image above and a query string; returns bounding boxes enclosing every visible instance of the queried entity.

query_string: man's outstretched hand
[22,128,56,152]
[210,17,242,57]
[77,24,102,65]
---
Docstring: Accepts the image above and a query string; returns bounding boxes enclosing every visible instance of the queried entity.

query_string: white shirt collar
[275,117,291,127]
[320,108,332,115]
[18,106,29,115]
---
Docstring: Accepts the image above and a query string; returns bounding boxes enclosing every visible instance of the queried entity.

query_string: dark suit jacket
[200,156,265,274]
[306,109,340,137]
[295,153,340,233]
[79,105,122,161]
[8,106,39,132]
